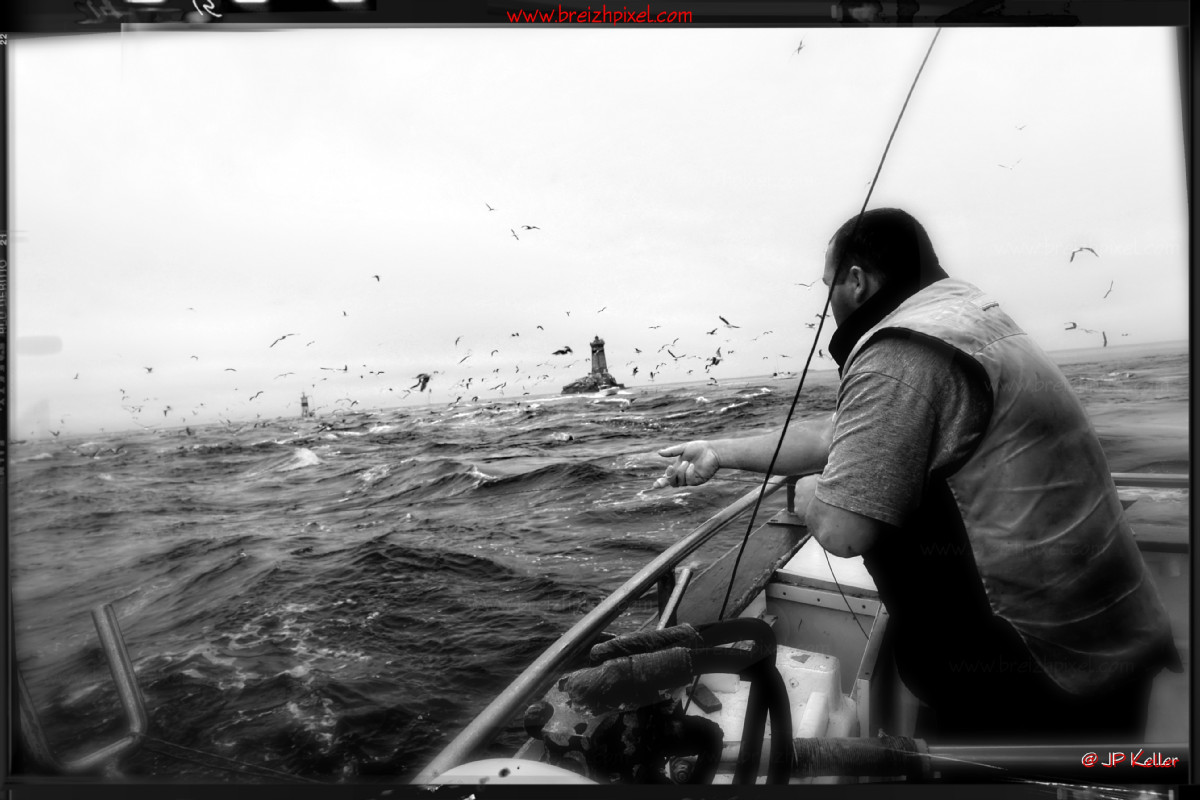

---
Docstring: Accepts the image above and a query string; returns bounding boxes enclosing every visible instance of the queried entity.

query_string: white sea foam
[469,465,499,482]
[278,448,321,472]
[358,463,391,484]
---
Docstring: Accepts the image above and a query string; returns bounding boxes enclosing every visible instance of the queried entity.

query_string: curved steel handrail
[413,474,793,783]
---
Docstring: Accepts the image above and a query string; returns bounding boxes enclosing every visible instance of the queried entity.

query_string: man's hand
[653,441,721,489]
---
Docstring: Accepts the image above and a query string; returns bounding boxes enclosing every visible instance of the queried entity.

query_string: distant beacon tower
[300,392,311,418]
[590,336,609,376]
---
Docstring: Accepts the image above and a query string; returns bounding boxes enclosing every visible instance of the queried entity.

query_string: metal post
[656,567,694,631]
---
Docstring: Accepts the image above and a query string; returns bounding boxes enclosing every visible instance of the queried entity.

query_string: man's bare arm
[652,416,833,488]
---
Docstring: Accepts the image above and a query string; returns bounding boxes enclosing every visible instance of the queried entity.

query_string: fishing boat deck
[418,472,1188,785]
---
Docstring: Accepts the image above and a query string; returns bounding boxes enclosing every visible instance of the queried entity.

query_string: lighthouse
[590,336,609,377]
[561,335,624,394]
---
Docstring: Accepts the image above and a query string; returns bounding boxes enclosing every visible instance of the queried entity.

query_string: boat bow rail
[414,474,806,783]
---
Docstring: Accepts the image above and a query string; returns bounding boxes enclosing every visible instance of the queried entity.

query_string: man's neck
[828,283,919,373]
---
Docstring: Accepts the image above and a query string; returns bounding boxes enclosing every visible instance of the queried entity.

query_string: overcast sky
[10,26,1188,437]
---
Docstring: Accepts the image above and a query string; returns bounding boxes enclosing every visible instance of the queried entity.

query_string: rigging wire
[712,28,944,632]
[676,29,946,724]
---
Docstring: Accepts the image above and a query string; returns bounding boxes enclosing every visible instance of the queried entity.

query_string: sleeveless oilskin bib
[843,278,1174,695]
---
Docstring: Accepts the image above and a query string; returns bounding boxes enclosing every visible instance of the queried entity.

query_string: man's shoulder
[847,330,965,381]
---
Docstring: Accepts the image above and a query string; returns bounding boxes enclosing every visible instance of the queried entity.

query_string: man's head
[821,208,947,325]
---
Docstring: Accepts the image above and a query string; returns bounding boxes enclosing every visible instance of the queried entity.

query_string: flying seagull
[411,373,432,392]
[521,225,540,230]
[485,203,495,211]
[794,40,804,54]
[552,346,573,355]
[1103,281,1114,299]
[719,316,740,329]
[143,367,154,373]
[270,333,296,348]
[795,281,815,288]
[1064,322,1077,330]
[511,229,519,241]
[1070,247,1099,262]
[372,274,380,282]
[1102,331,1108,348]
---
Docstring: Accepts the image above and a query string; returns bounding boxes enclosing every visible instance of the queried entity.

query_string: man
[654,208,1178,743]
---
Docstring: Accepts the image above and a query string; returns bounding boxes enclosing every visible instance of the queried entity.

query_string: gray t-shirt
[815,333,992,525]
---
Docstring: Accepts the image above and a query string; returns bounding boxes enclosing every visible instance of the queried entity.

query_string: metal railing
[413,474,796,783]
[17,604,148,775]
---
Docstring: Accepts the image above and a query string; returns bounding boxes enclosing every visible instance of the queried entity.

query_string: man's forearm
[713,417,833,476]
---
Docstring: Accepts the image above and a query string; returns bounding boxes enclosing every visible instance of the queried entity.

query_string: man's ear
[846,264,867,301]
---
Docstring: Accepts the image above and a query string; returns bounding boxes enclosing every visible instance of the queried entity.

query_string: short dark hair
[828,208,947,292]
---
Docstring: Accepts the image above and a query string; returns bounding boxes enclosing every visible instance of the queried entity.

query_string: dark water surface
[9,351,1188,783]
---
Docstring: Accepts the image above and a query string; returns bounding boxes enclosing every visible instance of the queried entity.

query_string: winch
[522,618,793,784]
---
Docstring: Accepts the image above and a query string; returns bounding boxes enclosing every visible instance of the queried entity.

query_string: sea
[8,344,1190,786]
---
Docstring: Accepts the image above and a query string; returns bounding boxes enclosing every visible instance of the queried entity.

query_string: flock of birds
[60,232,1128,439]
[44,55,1138,439]
[1059,247,1129,348]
